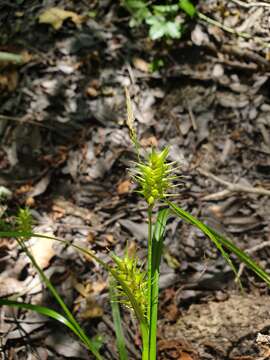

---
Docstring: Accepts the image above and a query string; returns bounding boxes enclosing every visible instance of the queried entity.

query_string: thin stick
[230,0,270,8]
[0,51,24,64]
[198,11,270,48]
[235,240,270,281]
[198,167,270,196]
[198,12,251,39]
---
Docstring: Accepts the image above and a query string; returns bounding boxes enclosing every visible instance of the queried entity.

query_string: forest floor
[1,0,270,359]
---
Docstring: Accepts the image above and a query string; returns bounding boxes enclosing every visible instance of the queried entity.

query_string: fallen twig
[0,51,24,64]
[236,240,270,281]
[231,0,270,8]
[198,167,270,197]
[198,12,270,49]
[201,189,232,201]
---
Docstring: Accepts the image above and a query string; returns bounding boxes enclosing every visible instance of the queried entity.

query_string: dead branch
[198,167,270,198]
[231,0,270,8]
[235,240,270,281]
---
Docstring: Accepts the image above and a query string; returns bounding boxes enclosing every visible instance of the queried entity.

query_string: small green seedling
[122,0,196,40]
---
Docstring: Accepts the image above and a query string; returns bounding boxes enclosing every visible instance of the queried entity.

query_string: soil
[1,0,270,359]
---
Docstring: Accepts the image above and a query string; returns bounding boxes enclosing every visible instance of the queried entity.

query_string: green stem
[147,207,153,359]
[149,208,169,360]
[147,207,153,325]
[141,322,149,360]
[149,269,158,360]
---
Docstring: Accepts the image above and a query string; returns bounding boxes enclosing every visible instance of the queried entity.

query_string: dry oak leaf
[133,57,150,73]
[29,233,55,269]
[39,7,83,30]
[0,70,18,91]
[117,179,132,194]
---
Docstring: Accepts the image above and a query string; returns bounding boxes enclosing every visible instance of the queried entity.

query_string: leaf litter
[1,0,270,358]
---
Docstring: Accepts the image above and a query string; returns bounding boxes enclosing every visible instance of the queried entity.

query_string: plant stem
[147,207,153,359]
[149,209,169,360]
[141,323,149,360]
[149,262,158,360]
[147,207,153,326]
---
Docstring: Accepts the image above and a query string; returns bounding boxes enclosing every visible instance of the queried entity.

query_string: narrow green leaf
[152,208,170,272]
[204,224,270,286]
[167,202,238,277]
[179,0,196,17]
[109,278,129,360]
[0,230,32,238]
[0,230,149,357]
[0,229,103,360]
[149,208,169,360]
[168,201,270,287]
[0,299,83,336]
[19,239,102,359]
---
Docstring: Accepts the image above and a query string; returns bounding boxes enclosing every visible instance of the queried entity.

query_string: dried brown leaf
[39,7,83,30]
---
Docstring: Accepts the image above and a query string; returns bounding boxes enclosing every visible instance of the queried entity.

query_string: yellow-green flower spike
[132,147,177,206]
[111,252,147,318]
[16,208,33,234]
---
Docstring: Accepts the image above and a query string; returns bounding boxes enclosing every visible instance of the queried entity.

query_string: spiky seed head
[16,208,32,234]
[132,147,177,206]
[111,252,147,318]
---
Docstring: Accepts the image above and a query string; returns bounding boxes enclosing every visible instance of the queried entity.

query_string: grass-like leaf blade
[0,229,149,358]
[0,229,103,360]
[149,208,169,360]
[168,201,270,286]
[0,299,83,335]
[109,278,129,360]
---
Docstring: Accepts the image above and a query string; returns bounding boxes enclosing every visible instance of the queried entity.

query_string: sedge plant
[1,89,270,359]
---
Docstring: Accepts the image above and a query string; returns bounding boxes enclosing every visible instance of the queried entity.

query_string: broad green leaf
[146,16,181,40]
[179,0,196,17]
[146,16,166,40]
[123,0,151,26]
[166,21,182,39]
